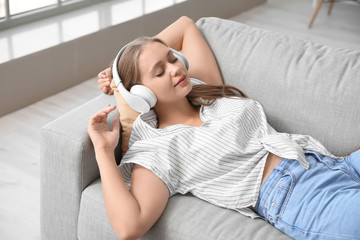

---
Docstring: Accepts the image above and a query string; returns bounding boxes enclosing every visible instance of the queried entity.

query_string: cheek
[152,83,174,101]
[141,80,164,96]
[141,80,169,100]
[157,83,192,102]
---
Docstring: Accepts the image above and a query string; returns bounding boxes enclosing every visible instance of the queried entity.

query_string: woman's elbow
[112,222,145,240]
[116,231,140,240]
[179,15,193,24]
[176,15,195,29]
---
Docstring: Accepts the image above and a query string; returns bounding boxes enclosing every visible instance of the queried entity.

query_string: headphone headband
[112,43,130,87]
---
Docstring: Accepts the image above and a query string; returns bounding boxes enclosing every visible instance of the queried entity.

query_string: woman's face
[138,41,192,105]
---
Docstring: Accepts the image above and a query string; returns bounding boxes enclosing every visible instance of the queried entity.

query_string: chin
[184,84,193,95]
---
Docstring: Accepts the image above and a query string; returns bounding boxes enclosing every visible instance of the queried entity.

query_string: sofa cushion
[196,17,360,156]
[78,179,117,240]
[78,179,290,240]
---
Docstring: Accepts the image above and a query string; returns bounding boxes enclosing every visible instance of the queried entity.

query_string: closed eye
[156,70,164,77]
[156,58,177,77]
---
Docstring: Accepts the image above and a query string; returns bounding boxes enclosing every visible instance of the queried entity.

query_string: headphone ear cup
[130,85,157,109]
[171,49,189,70]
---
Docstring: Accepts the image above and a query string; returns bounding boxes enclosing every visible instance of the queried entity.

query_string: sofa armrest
[40,94,121,240]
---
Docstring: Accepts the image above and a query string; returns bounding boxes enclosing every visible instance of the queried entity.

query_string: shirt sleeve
[119,145,177,197]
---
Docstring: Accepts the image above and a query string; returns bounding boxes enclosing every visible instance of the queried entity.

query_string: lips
[174,75,187,87]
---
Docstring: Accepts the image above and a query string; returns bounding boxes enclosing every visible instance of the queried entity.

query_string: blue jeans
[254,149,360,240]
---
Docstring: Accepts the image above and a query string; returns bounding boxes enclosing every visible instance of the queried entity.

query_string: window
[0,0,105,30]
[9,0,58,15]
[0,0,189,63]
[0,0,189,30]
[0,0,5,19]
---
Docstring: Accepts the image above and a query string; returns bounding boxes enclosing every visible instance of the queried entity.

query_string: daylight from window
[9,0,57,15]
[0,0,188,64]
[0,0,78,18]
[0,0,5,19]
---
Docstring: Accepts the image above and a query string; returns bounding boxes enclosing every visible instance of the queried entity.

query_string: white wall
[0,0,265,116]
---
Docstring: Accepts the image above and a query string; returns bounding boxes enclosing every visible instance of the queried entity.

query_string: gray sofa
[41,17,360,239]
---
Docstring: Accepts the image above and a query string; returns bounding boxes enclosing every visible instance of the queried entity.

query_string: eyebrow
[150,50,172,74]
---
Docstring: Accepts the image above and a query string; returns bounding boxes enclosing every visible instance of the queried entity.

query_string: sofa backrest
[196,17,360,156]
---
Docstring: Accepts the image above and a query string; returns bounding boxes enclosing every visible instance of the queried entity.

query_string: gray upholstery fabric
[41,17,360,240]
[196,17,360,156]
[40,94,120,240]
[78,179,288,240]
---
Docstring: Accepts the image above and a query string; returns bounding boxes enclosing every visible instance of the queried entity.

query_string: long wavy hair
[110,37,246,108]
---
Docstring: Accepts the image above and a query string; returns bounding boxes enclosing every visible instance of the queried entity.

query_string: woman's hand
[98,68,114,95]
[88,105,119,153]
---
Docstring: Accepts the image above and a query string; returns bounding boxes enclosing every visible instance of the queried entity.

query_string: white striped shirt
[119,79,338,218]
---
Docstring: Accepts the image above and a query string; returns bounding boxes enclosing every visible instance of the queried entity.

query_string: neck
[154,97,200,128]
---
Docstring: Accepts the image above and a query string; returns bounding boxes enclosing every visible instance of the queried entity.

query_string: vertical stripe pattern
[119,79,339,218]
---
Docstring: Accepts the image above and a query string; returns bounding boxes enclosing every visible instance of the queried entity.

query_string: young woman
[89,16,360,240]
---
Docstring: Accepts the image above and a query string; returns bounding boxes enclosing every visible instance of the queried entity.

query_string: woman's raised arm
[88,105,169,239]
[156,16,223,86]
[98,16,223,94]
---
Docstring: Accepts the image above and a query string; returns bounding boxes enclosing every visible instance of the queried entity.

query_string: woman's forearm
[156,16,223,86]
[95,149,142,239]
[156,16,195,51]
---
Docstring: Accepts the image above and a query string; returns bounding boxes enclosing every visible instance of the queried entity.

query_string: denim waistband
[254,157,302,221]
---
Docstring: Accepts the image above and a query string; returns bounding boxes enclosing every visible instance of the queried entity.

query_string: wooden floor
[1,0,359,239]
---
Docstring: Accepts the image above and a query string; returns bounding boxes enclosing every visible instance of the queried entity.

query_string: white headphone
[112,43,189,113]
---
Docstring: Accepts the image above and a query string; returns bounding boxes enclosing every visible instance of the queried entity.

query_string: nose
[169,62,181,77]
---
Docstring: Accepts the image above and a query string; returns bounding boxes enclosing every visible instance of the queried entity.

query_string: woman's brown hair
[110,36,246,107]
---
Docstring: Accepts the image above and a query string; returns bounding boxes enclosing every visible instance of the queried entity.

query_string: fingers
[98,71,105,78]
[101,105,117,122]
[90,105,117,123]
[112,118,120,132]
[99,83,112,94]
[98,77,109,85]
[98,78,111,90]
[102,86,109,94]
[88,105,118,140]
[102,86,114,95]
[98,68,113,94]
[98,68,111,78]
[103,104,116,114]
[97,104,116,117]
[89,111,106,125]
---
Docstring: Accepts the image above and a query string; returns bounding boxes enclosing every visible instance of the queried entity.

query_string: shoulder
[203,97,262,119]
[207,97,251,111]
[129,111,159,147]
